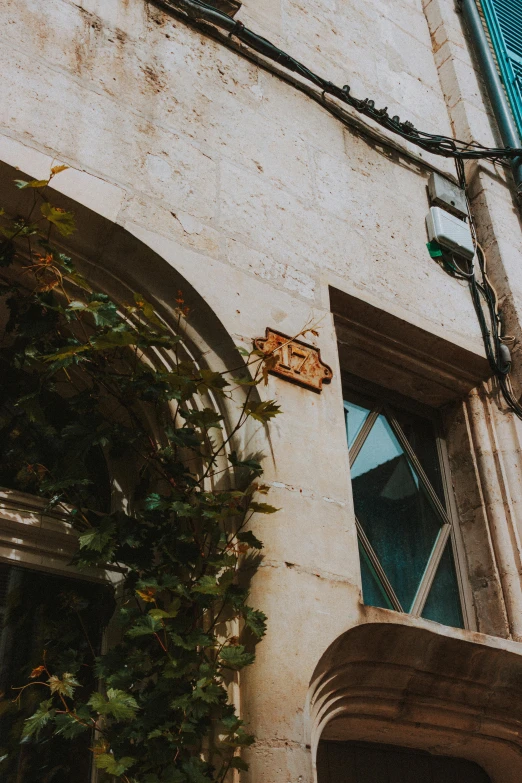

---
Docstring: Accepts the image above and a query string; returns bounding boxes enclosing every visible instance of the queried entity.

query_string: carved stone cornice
[0,488,120,582]
[331,287,491,407]
[308,619,522,783]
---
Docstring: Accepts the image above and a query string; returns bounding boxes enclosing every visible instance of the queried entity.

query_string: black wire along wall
[152,0,522,419]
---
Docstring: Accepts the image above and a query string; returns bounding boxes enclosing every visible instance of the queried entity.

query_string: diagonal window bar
[385,408,451,526]
[345,393,464,627]
[348,406,382,464]
[356,517,403,612]
[410,523,452,616]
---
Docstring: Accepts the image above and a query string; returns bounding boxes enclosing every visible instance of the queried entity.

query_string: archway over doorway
[308,621,522,783]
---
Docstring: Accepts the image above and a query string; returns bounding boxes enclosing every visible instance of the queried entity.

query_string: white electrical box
[426,206,475,260]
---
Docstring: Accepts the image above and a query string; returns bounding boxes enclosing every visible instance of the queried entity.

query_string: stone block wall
[3,1,522,781]
[1,0,487,351]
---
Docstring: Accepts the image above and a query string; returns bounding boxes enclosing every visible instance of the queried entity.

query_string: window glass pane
[392,407,445,504]
[0,564,114,782]
[358,541,393,610]
[422,540,464,629]
[344,399,371,448]
[351,414,443,611]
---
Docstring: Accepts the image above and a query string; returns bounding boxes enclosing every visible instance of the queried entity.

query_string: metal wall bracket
[207,0,242,17]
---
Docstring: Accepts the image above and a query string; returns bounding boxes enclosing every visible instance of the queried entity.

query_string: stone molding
[331,286,490,408]
[446,384,522,641]
[307,619,522,783]
[0,488,120,582]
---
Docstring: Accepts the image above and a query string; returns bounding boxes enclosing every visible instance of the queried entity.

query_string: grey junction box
[428,172,468,219]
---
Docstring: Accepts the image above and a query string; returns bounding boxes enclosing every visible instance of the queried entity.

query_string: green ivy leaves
[88,689,139,721]
[15,178,50,189]
[242,606,267,638]
[0,169,284,782]
[245,399,281,422]
[48,672,80,698]
[126,614,164,637]
[95,753,136,776]
[40,201,76,236]
[219,645,255,670]
[22,699,55,739]
[79,519,116,553]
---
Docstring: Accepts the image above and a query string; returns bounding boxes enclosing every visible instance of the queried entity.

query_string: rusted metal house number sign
[254,328,333,392]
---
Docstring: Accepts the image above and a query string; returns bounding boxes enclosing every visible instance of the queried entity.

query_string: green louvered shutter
[480,0,522,135]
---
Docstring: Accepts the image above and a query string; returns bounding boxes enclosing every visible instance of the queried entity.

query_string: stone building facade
[2,0,522,781]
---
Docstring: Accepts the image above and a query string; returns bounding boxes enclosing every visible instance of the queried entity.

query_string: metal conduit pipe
[459,0,522,194]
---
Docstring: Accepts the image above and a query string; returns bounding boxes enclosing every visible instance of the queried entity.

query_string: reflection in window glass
[351,414,442,611]
[358,541,393,610]
[345,389,465,628]
[422,541,464,628]
[393,406,445,504]
[344,399,371,448]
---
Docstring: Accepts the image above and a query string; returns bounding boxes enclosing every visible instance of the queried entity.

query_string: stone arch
[307,620,522,783]
[0,156,260,574]
[0,157,242,394]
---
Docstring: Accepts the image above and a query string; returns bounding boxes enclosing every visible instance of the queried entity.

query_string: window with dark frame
[0,563,114,783]
[344,381,466,629]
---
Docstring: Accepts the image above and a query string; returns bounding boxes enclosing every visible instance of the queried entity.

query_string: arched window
[0,160,253,782]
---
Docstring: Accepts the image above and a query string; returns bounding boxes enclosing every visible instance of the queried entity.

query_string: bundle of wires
[452,158,522,418]
[155,0,522,417]
[156,0,522,163]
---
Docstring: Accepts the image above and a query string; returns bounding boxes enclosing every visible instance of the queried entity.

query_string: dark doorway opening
[317,740,492,783]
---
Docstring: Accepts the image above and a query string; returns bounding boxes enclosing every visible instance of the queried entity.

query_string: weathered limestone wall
[3,0,522,781]
[1,0,485,352]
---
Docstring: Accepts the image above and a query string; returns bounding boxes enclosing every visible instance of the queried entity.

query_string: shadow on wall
[307,621,522,783]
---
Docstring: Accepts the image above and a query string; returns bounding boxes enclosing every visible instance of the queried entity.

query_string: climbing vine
[0,168,288,782]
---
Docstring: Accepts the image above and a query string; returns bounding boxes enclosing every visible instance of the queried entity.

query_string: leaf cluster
[0,173,282,782]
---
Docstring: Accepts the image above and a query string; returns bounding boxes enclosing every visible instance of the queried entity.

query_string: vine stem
[1,168,274,782]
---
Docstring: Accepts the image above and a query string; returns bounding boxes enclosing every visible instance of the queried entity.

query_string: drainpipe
[459,0,522,194]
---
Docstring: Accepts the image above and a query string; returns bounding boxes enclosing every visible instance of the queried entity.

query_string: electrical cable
[455,160,522,418]
[153,0,522,417]
[154,0,522,166]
